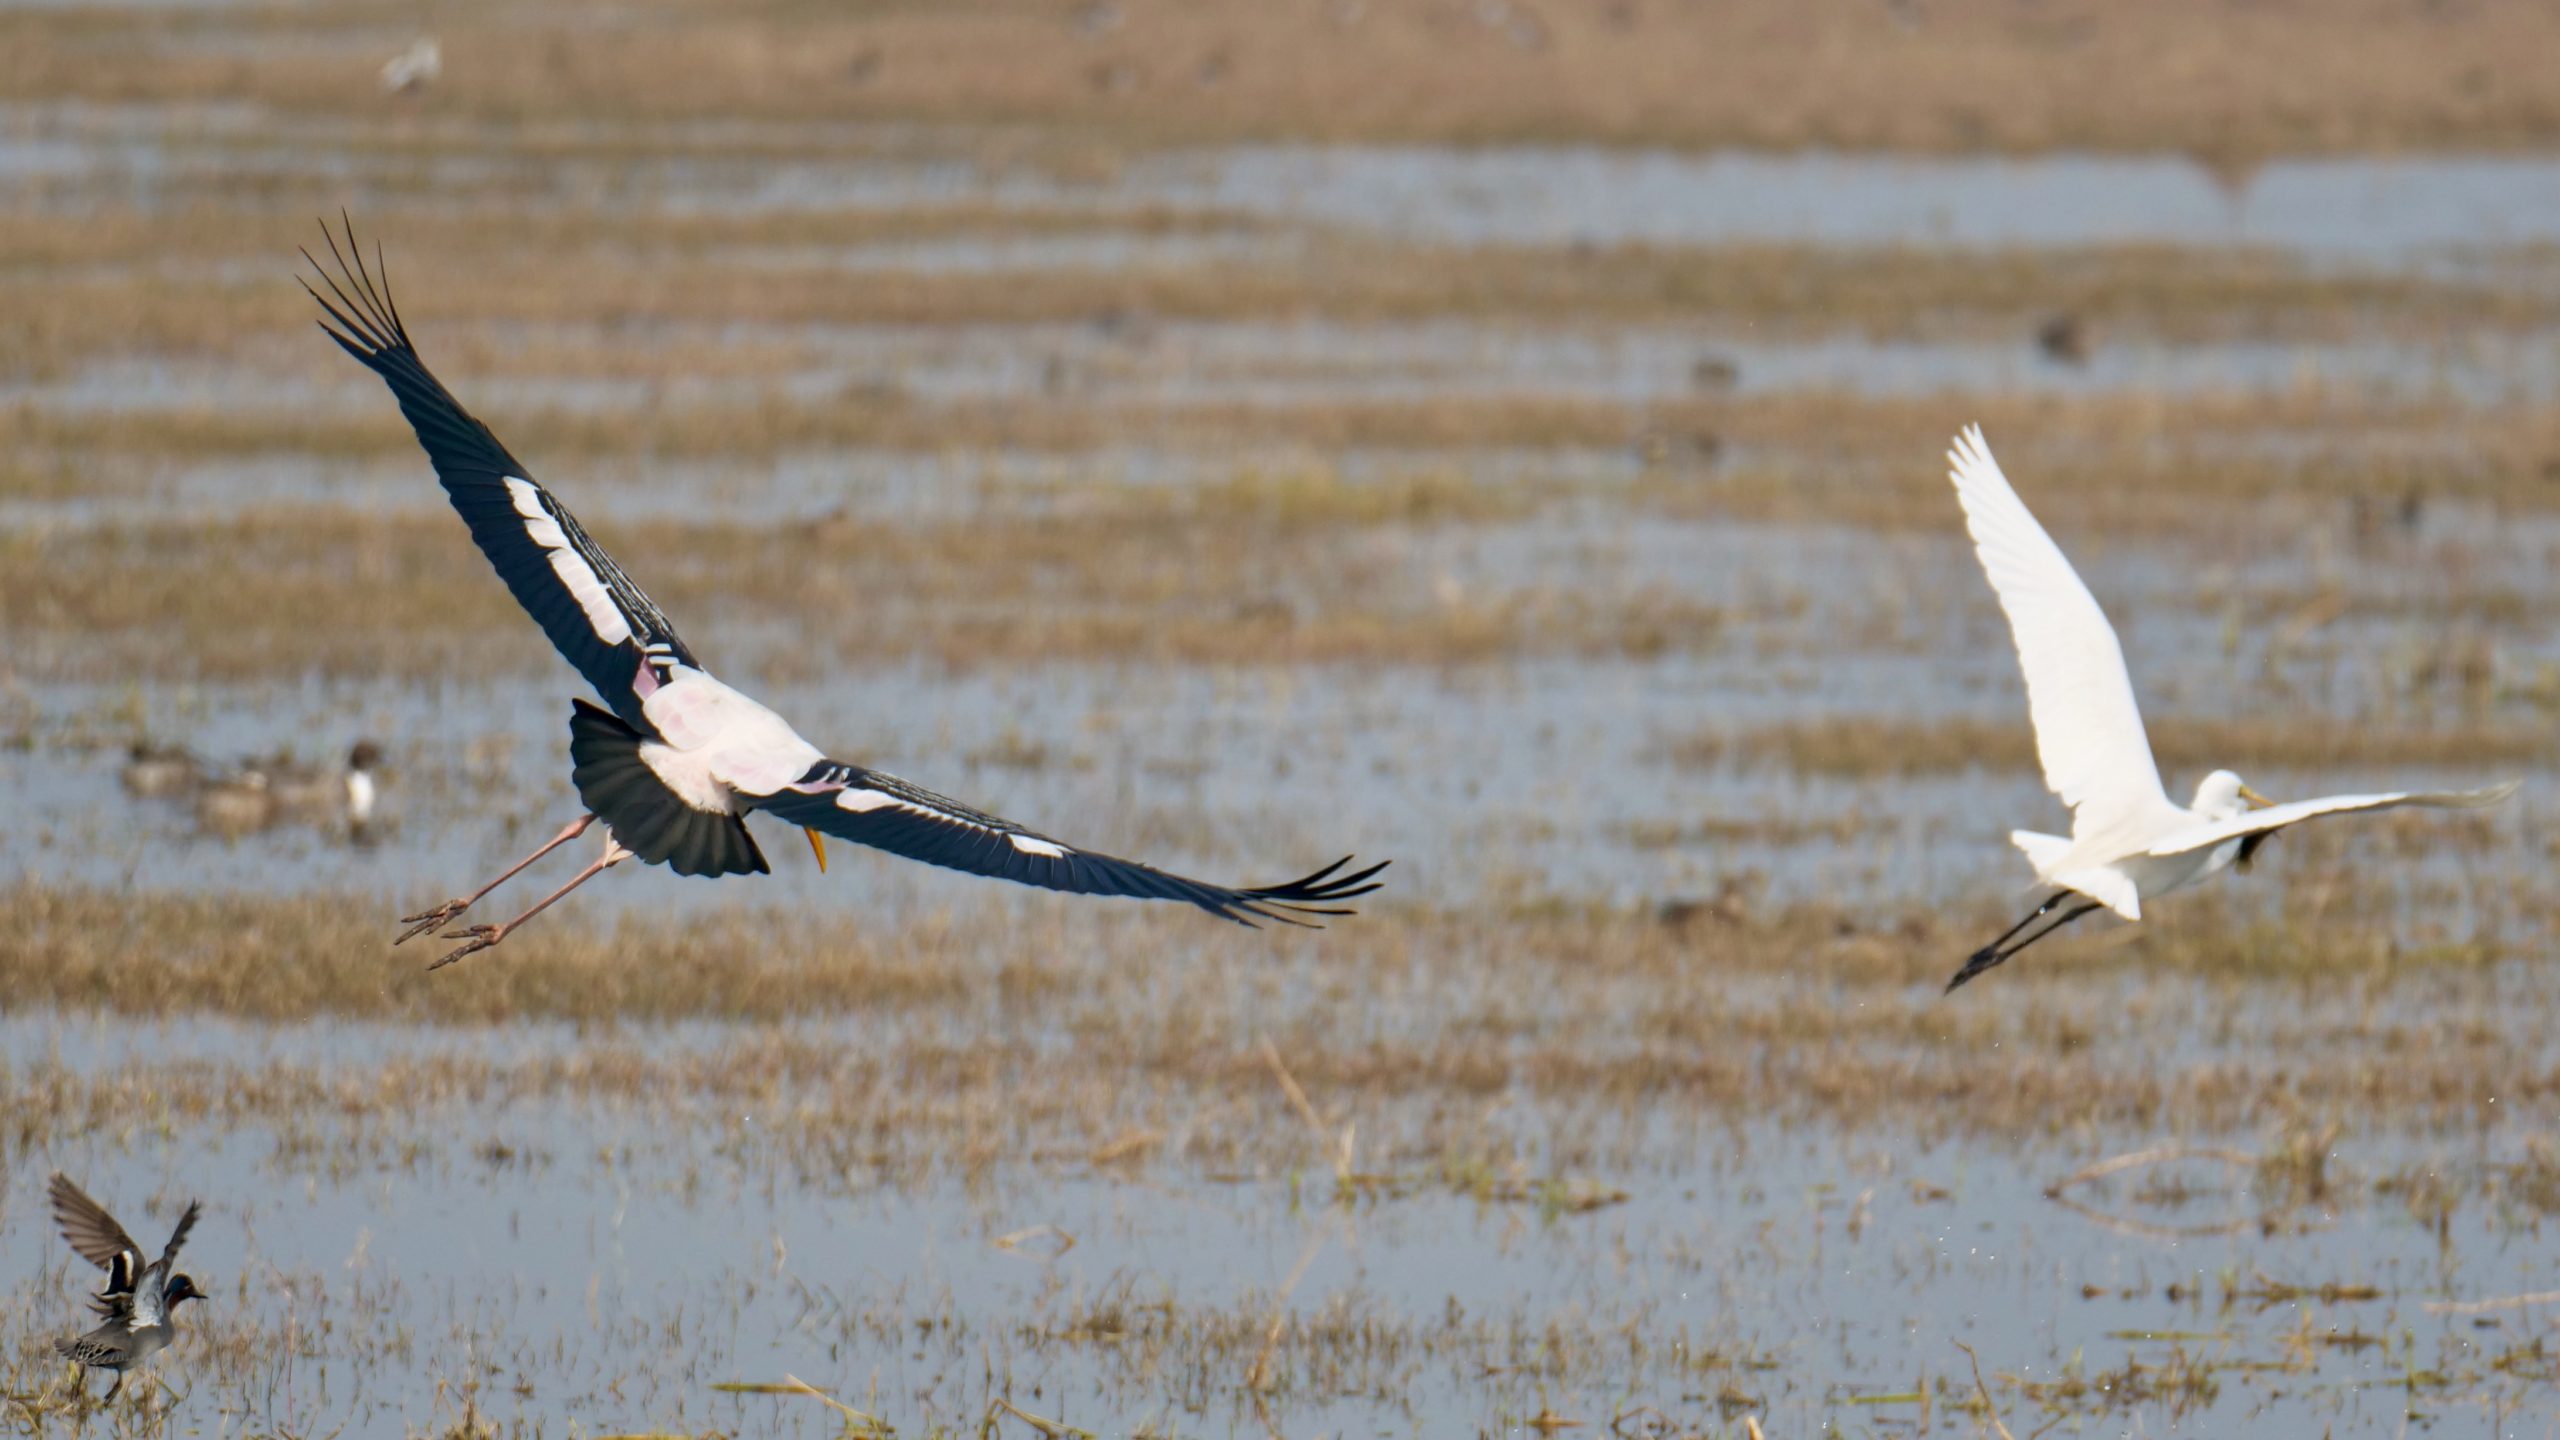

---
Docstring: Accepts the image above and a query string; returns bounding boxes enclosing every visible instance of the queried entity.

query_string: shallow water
[1084,146,2560,257]
[581,142,2560,258]
[7,634,2544,925]
[11,320,2556,440]
[12,102,2560,260]
[5,1019,2554,1436]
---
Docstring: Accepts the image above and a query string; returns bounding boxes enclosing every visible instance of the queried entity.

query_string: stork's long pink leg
[395,814,597,945]
[428,831,634,970]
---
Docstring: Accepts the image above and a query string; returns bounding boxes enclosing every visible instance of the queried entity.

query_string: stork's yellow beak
[2239,784,2275,810]
[804,828,828,872]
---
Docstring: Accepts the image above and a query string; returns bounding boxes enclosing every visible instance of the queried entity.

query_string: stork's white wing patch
[831,784,1068,855]
[545,550,631,645]
[834,786,967,824]
[505,477,633,646]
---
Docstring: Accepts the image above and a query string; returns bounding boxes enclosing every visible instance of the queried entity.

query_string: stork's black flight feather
[311,216,1390,952]
[302,216,695,734]
[756,763,1387,925]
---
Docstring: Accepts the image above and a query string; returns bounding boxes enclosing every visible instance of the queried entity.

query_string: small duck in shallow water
[191,768,274,837]
[119,743,201,799]
[193,740,384,838]
[262,740,383,827]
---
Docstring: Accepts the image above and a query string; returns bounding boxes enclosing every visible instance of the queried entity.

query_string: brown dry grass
[1635,395,2560,527]
[10,219,2553,382]
[4,381,2544,490]
[0,865,2542,1162]
[1673,714,2554,780]
[0,462,1734,679]
[19,377,2528,507]
[6,0,2560,154]
[10,379,2555,680]
[0,204,1266,273]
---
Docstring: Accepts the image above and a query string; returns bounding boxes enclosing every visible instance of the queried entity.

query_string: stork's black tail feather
[568,701,768,879]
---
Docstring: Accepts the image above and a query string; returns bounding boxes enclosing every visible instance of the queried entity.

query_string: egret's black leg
[396,813,597,944]
[99,1371,121,1404]
[1945,892,2102,993]
[1978,889,2074,954]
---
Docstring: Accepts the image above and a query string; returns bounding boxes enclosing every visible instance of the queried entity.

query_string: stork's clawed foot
[428,924,504,971]
[395,898,471,945]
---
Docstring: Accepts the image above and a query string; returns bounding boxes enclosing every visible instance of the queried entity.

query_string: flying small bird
[2034,312,2090,367]
[378,36,441,95]
[1940,424,2516,993]
[302,219,1386,969]
[47,1175,206,1405]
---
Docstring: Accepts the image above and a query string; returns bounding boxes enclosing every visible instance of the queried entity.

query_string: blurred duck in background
[264,740,383,828]
[189,740,384,840]
[119,742,202,799]
[192,767,274,838]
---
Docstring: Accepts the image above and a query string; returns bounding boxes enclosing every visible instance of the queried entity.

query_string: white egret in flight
[1942,424,2516,993]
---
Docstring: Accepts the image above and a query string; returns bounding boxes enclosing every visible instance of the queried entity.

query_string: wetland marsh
[6,2,2560,1435]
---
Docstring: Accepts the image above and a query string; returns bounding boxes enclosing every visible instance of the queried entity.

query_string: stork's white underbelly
[636,668,826,812]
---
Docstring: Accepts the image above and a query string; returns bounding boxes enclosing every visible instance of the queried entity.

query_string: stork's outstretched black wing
[754,762,1388,925]
[302,216,699,733]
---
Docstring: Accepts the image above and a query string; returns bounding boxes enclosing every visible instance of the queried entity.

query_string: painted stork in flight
[303,221,1387,969]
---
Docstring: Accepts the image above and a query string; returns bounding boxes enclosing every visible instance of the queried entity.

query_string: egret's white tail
[2010,830,2072,877]
[2011,829,2143,919]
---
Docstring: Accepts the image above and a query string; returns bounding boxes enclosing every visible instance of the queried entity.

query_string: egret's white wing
[1948,425,2169,840]
[2146,781,2519,858]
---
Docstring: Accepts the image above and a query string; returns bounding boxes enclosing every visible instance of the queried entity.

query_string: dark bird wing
[85,1283,133,1321]
[301,216,701,733]
[754,762,1388,926]
[49,1174,140,1272]
[156,1200,201,1273]
[83,1250,142,1320]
